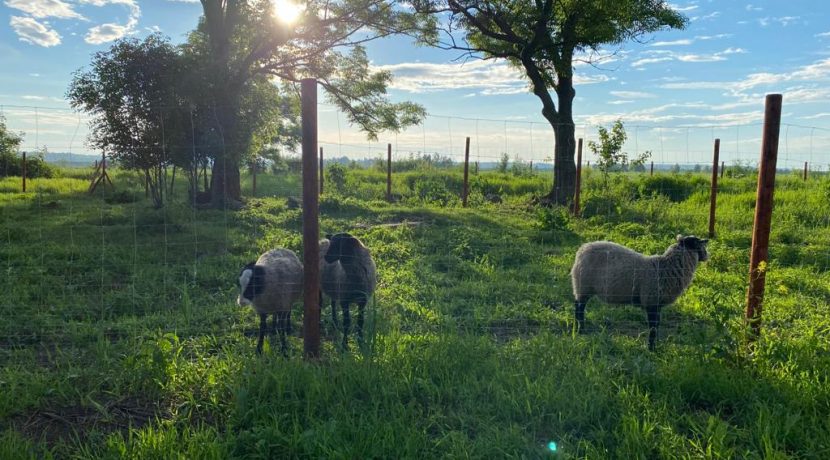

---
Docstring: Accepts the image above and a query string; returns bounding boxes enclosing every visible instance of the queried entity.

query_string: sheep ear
[325,233,333,240]
[700,238,709,244]
[676,234,683,243]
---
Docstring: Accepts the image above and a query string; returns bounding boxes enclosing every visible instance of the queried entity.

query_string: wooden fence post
[22,152,27,192]
[573,138,583,216]
[803,161,808,181]
[746,94,782,339]
[319,147,324,195]
[709,139,720,238]
[251,159,257,197]
[386,143,392,202]
[462,137,470,207]
[301,78,320,359]
[650,161,654,176]
[720,161,725,179]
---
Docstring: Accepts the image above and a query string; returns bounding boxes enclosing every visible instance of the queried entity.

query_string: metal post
[746,94,782,339]
[22,152,26,192]
[319,147,324,195]
[301,78,320,358]
[650,161,654,176]
[386,143,392,202]
[709,139,720,239]
[803,161,808,181]
[721,161,725,179]
[573,138,583,216]
[462,137,470,207]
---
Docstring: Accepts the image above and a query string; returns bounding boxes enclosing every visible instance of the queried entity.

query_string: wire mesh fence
[1,99,829,357]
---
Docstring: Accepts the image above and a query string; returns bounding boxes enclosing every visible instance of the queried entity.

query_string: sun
[272,0,303,25]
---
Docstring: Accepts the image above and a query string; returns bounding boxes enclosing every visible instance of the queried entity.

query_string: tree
[195,0,431,206]
[68,34,183,207]
[588,119,650,186]
[409,0,686,205]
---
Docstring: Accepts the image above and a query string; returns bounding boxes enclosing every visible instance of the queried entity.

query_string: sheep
[319,238,347,328]
[238,248,303,355]
[323,233,377,349]
[570,235,709,351]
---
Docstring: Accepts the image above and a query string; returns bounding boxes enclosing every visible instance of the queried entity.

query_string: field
[1,164,829,458]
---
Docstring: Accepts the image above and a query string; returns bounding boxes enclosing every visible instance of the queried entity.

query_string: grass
[1,164,829,458]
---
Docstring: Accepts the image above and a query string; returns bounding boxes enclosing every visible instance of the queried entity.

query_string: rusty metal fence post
[301,78,321,359]
[462,137,470,207]
[746,94,782,339]
[721,161,725,179]
[803,161,808,181]
[650,161,654,176]
[319,147,324,195]
[386,143,392,202]
[573,138,583,216]
[709,139,720,238]
[22,152,27,192]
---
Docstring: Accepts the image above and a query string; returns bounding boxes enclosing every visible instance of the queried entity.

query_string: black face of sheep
[324,233,360,265]
[677,235,709,262]
[237,262,265,306]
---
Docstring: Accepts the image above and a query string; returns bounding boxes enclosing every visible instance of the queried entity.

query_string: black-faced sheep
[570,235,709,350]
[323,233,377,349]
[238,248,303,355]
[319,238,347,328]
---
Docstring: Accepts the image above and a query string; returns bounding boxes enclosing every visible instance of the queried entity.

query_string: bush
[412,177,458,206]
[581,192,623,218]
[0,150,55,179]
[327,163,347,192]
[637,174,708,202]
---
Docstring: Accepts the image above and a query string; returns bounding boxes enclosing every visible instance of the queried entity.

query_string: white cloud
[745,4,763,11]
[695,34,732,40]
[631,57,674,67]
[4,0,85,20]
[801,113,830,120]
[376,60,609,95]
[608,100,633,105]
[81,0,141,45]
[676,54,727,63]
[668,3,699,12]
[815,32,830,38]
[632,48,745,67]
[610,91,656,99]
[29,73,41,77]
[693,11,721,21]
[760,16,801,27]
[650,39,694,47]
[9,16,61,47]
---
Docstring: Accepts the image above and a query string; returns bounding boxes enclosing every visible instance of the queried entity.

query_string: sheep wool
[238,248,303,355]
[570,235,709,350]
[323,233,377,349]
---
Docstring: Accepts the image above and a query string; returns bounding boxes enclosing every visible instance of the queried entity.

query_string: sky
[2,0,830,168]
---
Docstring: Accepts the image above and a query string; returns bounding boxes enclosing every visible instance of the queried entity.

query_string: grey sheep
[570,235,709,350]
[319,238,347,328]
[238,248,303,355]
[323,233,377,349]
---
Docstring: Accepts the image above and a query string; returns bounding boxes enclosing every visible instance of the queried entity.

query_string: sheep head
[238,262,266,306]
[324,232,362,265]
[676,235,709,262]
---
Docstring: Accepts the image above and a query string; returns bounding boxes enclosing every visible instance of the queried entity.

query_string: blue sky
[2,0,830,168]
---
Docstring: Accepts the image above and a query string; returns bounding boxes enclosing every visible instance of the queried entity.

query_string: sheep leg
[277,311,289,356]
[341,302,351,350]
[647,306,660,351]
[575,301,587,334]
[356,301,366,347]
[256,313,268,355]
[331,299,339,328]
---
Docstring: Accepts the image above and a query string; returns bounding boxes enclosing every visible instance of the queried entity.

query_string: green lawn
[1,165,829,458]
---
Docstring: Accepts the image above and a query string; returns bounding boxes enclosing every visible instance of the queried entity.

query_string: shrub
[412,177,457,206]
[327,163,347,192]
[637,174,708,202]
[0,150,55,179]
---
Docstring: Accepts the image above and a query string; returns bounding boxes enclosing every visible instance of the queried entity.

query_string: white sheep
[238,248,303,355]
[570,235,709,350]
[323,233,377,349]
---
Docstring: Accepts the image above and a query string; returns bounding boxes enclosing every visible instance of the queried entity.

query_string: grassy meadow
[1,162,829,458]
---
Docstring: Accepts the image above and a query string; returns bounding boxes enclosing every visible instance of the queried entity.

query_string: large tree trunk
[209,157,241,205]
[550,77,577,207]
